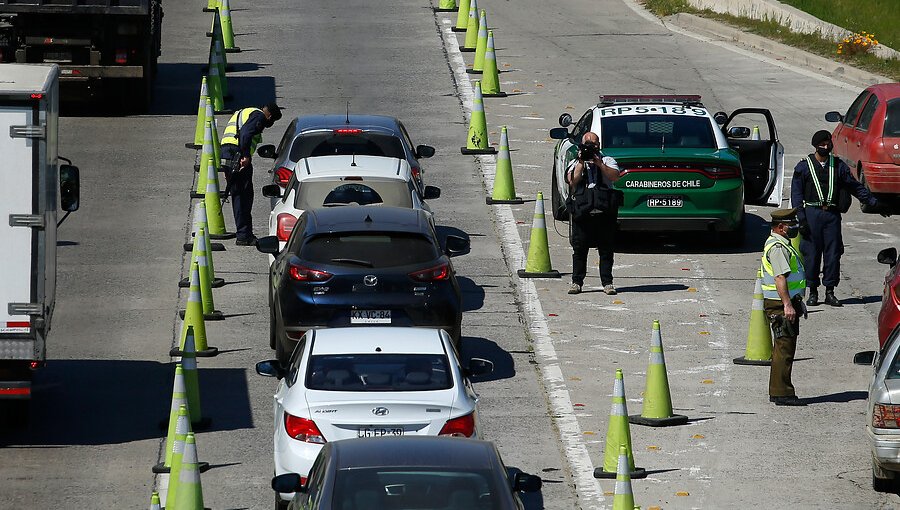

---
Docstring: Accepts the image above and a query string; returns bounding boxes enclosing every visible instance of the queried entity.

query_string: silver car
[855,337,900,491]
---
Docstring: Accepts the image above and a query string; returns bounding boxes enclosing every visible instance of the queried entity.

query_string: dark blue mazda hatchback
[257,207,468,364]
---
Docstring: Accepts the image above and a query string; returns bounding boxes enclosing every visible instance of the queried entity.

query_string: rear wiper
[330,258,374,267]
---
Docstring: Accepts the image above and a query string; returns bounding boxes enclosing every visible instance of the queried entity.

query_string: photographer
[566,132,623,295]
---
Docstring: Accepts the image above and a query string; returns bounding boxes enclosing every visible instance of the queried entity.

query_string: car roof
[868,83,900,99]
[297,155,410,179]
[310,328,446,355]
[304,206,432,235]
[330,437,498,469]
[289,114,402,134]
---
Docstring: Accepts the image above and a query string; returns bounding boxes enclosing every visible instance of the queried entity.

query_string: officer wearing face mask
[790,130,888,307]
[760,208,807,406]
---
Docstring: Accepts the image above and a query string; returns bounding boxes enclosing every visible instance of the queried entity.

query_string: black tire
[719,214,746,248]
[275,493,289,510]
[873,470,896,492]
[550,166,569,221]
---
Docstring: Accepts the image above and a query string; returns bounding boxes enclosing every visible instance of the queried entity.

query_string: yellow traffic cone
[209,30,229,98]
[193,120,215,199]
[204,161,233,239]
[182,209,226,287]
[179,261,218,357]
[611,445,636,510]
[203,0,219,13]
[486,126,522,205]
[791,231,804,267]
[460,81,496,155]
[629,320,689,426]
[156,364,187,452]
[462,4,479,52]
[517,192,561,278]
[207,54,225,113]
[435,0,456,12]
[149,491,161,510]
[208,100,221,166]
[220,0,240,52]
[751,125,760,140]
[174,433,205,509]
[594,369,647,479]
[453,0,470,32]
[468,10,488,73]
[179,326,213,430]
[196,227,224,321]
[187,77,208,149]
[480,31,506,98]
[734,270,773,366]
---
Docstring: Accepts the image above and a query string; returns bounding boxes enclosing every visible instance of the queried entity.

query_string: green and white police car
[549,95,785,245]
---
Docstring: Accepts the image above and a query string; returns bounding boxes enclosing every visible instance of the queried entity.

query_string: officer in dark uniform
[790,130,887,306]
[220,102,282,245]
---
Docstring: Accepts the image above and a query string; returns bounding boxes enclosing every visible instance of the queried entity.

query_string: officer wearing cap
[760,208,807,406]
[220,102,282,246]
[790,129,888,306]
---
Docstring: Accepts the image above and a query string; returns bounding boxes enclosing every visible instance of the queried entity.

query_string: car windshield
[333,468,503,509]
[601,115,716,149]
[294,180,413,211]
[885,99,900,138]
[306,354,452,391]
[289,132,406,161]
[300,233,438,267]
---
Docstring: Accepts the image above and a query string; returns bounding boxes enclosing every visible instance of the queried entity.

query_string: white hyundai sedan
[255,327,493,504]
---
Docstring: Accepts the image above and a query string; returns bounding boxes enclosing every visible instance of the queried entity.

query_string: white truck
[0,63,79,419]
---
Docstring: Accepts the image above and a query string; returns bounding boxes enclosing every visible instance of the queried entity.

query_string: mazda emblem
[364,275,378,287]
[372,407,389,416]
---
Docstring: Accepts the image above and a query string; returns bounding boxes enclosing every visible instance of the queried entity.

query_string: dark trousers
[765,297,801,397]
[222,146,255,240]
[801,206,843,288]
[570,211,616,286]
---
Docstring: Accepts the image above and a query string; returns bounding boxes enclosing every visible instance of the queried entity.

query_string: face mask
[786,225,799,238]
[816,146,832,157]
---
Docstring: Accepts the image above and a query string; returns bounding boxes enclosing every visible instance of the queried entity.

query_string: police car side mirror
[549,128,569,140]
[825,111,843,123]
[728,126,752,139]
[558,113,573,127]
[257,144,277,159]
[877,247,897,267]
[853,351,876,366]
[713,111,728,124]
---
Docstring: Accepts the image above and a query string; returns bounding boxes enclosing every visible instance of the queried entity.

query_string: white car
[262,155,441,255]
[256,327,494,504]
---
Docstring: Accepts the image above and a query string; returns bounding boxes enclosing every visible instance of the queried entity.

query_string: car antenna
[351,153,357,167]
[345,101,350,124]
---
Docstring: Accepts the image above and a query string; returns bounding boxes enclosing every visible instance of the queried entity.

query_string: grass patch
[779,0,898,51]
[640,0,900,82]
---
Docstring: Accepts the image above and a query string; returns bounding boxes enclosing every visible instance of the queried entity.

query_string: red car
[877,247,900,348]
[826,83,900,212]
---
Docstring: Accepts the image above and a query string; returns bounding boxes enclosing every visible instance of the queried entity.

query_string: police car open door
[723,108,785,206]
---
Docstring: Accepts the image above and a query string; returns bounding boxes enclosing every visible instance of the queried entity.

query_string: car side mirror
[512,472,542,493]
[444,234,469,256]
[59,164,80,212]
[423,185,441,200]
[854,351,876,366]
[728,126,752,139]
[549,127,569,140]
[825,111,843,123]
[257,144,277,159]
[878,247,898,267]
[558,113,573,127]
[256,360,285,379]
[416,144,435,158]
[256,235,281,254]
[272,473,307,493]
[466,358,494,377]
[262,184,283,199]
[713,111,728,125]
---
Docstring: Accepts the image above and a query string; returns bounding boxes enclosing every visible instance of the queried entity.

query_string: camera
[578,143,599,161]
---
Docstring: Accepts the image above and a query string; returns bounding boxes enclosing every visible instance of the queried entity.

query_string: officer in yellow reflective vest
[220,102,282,245]
[760,208,807,406]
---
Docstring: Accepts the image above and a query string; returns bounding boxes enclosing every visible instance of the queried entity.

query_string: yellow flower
[837,50,842,54]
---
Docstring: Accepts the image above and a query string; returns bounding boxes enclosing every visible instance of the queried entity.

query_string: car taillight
[275,167,293,186]
[411,165,421,180]
[705,166,741,179]
[115,48,127,64]
[873,403,900,428]
[334,128,363,135]
[439,413,475,437]
[288,263,332,283]
[409,263,450,282]
[284,413,327,443]
[276,213,297,242]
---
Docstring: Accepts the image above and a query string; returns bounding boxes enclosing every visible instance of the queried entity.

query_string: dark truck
[0,0,162,112]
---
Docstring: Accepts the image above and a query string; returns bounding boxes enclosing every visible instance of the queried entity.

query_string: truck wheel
[550,168,569,221]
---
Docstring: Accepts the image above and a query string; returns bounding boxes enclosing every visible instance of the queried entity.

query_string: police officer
[790,129,888,306]
[566,132,623,295]
[760,208,806,406]
[220,102,282,245]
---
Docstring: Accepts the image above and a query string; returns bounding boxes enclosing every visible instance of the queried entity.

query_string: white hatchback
[255,327,493,503]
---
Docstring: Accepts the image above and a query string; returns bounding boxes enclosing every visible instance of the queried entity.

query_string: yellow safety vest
[221,107,263,153]
[760,235,806,300]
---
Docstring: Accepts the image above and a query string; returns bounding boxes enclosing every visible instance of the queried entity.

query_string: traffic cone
[791,232,803,267]
[149,491,161,510]
[629,320,689,426]
[734,270,773,366]
[517,192,561,278]
[192,120,215,199]
[612,445,636,510]
[461,4,478,52]
[174,433,205,509]
[751,125,761,140]
[460,81,496,155]
[209,32,229,98]
[179,327,213,429]
[156,363,187,437]
[204,161,234,240]
[154,402,210,474]
[594,369,647,479]
[208,99,221,167]
[434,0,456,12]
[486,126,522,205]
[480,31,506,98]
[187,77,208,149]
[452,0,470,32]
[207,62,225,115]
[195,227,224,321]
[182,207,226,287]
[203,0,218,12]
[219,0,240,52]
[468,10,488,73]
[183,201,226,255]
[178,261,218,357]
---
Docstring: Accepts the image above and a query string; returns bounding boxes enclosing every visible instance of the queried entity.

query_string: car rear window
[300,233,438,267]
[601,115,716,149]
[294,180,413,211]
[306,354,451,391]
[333,469,502,509]
[289,132,406,161]
[885,99,900,138]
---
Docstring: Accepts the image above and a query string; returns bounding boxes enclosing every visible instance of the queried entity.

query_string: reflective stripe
[221,107,263,152]
[803,155,834,207]
[189,290,201,302]
[532,216,545,230]
[751,298,765,311]
[610,402,626,416]
[650,351,665,365]
[760,235,806,299]
[179,464,200,484]
[615,480,633,494]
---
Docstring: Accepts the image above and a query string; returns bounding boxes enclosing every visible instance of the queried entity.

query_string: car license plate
[357,427,404,438]
[350,309,391,324]
[647,195,683,208]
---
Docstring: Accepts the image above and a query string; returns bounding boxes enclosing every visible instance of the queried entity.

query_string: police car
[549,95,785,245]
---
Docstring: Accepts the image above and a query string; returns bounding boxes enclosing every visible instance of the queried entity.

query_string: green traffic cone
[435,0,456,12]
[469,10,488,73]
[594,369,647,479]
[460,81,496,155]
[462,4,479,52]
[480,31,506,98]
[629,321,688,426]
[453,0,471,32]
[517,193,560,278]
[611,446,636,510]
[174,433,205,509]
[486,126,522,205]
[734,270,773,365]
[188,77,208,149]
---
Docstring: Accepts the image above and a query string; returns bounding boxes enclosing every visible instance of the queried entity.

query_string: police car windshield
[290,132,406,161]
[306,354,452,392]
[601,115,716,149]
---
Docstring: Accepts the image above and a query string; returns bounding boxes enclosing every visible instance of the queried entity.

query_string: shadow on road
[460,337,515,383]
[458,276,486,312]
[615,283,690,293]
[617,212,769,255]
[803,390,867,404]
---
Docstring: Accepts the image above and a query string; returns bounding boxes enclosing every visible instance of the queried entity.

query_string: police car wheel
[550,168,569,221]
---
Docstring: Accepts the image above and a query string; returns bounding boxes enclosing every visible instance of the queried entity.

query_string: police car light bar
[598,95,703,107]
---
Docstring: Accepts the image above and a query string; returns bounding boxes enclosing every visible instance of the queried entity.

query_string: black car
[257,207,467,364]
[272,436,542,510]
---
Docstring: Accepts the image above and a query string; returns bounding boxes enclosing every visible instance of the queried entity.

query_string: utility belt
[804,203,840,212]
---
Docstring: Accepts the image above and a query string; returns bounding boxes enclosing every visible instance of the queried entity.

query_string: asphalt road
[1,0,898,508]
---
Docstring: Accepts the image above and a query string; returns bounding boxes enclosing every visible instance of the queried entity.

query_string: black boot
[806,288,819,306]
[824,288,842,307]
